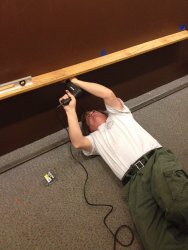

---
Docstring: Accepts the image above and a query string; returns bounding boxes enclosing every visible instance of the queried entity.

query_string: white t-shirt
[83,99,162,180]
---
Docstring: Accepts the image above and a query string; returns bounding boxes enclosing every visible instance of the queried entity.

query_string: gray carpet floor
[0,76,188,250]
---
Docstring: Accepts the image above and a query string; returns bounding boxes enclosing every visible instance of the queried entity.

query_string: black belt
[122,148,158,186]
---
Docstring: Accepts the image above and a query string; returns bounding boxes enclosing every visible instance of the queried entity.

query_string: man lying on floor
[59,77,188,250]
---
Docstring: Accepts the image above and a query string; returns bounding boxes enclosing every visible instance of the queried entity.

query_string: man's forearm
[65,109,85,148]
[71,78,113,99]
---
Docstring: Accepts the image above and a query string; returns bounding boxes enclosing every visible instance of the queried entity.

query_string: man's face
[85,110,107,132]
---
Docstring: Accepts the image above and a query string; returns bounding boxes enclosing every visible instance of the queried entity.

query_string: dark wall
[0,0,187,82]
[0,1,188,155]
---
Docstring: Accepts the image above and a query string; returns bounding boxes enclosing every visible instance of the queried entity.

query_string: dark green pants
[123,148,188,250]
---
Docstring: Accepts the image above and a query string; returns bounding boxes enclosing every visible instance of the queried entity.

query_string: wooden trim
[1,30,188,100]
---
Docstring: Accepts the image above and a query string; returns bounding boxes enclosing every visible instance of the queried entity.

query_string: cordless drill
[59,80,82,106]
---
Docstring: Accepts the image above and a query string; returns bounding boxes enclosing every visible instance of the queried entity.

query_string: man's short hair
[81,110,108,136]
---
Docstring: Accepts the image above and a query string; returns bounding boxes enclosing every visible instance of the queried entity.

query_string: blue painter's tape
[179,24,187,31]
[100,49,107,56]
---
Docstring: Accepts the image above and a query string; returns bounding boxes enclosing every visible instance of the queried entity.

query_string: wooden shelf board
[1,30,188,100]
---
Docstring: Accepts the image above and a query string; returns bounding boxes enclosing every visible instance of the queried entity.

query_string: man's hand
[59,88,92,152]
[59,90,76,112]
[69,78,123,110]
[70,77,79,85]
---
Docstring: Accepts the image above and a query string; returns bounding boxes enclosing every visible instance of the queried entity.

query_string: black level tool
[60,80,82,106]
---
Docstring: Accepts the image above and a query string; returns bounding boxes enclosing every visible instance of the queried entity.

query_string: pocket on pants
[163,169,188,201]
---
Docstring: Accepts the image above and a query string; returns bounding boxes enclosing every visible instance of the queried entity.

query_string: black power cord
[56,106,134,249]
[68,141,134,249]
